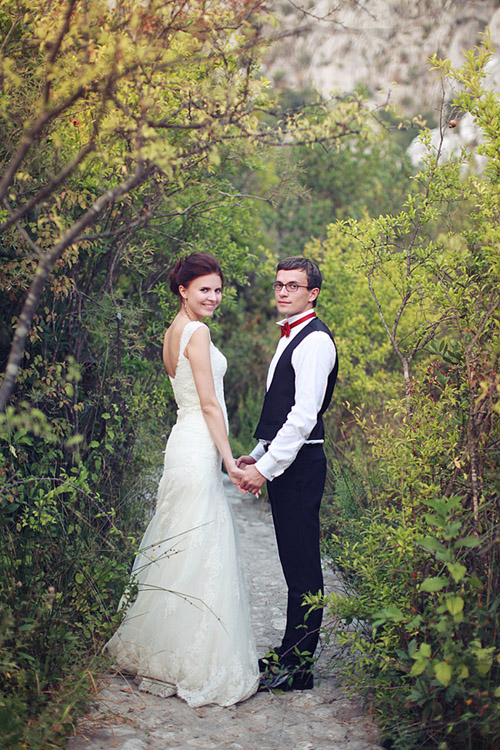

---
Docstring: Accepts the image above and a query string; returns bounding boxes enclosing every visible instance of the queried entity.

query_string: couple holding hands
[106,253,338,707]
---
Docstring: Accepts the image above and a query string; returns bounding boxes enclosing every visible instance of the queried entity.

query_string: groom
[238,256,338,691]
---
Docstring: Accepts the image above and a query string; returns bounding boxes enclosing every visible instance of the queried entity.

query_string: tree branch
[0,88,85,204]
[0,163,154,412]
[0,140,96,234]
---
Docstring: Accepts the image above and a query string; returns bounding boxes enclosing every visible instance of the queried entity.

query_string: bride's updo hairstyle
[169,253,224,298]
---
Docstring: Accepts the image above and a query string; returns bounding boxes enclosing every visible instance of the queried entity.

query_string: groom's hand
[235,455,256,469]
[240,464,266,494]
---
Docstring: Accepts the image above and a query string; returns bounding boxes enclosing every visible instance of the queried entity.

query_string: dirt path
[68,482,382,750]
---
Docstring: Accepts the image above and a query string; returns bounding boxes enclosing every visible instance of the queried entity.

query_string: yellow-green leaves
[446,562,467,583]
[420,576,447,592]
[410,642,431,676]
[433,660,452,686]
[445,595,464,617]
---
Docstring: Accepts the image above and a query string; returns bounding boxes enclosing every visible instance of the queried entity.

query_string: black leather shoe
[258,668,314,692]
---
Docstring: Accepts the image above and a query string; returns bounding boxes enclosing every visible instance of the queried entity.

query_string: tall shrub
[317,38,500,750]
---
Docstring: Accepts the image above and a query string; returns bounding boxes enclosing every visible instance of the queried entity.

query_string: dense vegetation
[0,1,498,748]
[314,41,500,750]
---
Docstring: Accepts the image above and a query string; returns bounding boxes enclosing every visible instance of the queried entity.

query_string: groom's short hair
[277,257,322,307]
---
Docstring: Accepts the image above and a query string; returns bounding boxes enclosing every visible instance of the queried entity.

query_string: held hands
[227,457,265,497]
[227,464,247,492]
[226,463,258,497]
[236,456,266,495]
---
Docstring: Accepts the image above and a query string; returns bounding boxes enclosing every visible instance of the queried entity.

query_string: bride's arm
[186,326,243,487]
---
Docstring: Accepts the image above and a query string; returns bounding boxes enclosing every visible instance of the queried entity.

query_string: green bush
[0,405,144,749]
[316,39,500,750]
[318,493,500,750]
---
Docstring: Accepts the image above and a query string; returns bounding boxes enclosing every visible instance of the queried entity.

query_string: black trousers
[266,443,326,667]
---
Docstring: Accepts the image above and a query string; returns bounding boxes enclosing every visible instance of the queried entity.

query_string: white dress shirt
[250,311,337,481]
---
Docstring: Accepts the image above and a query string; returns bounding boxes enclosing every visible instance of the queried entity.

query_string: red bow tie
[280,311,316,338]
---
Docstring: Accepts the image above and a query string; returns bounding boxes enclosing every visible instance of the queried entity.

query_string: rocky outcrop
[264,1,500,116]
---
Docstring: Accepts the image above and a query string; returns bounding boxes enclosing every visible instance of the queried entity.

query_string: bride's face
[180,273,223,320]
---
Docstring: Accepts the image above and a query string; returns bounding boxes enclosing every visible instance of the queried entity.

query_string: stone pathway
[68,481,382,750]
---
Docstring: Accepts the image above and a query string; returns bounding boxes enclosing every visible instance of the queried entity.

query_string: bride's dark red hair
[169,253,224,297]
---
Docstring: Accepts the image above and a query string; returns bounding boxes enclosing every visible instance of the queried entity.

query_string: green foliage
[0,0,376,412]
[233,88,413,262]
[0,404,148,749]
[317,38,500,750]
[318,492,499,750]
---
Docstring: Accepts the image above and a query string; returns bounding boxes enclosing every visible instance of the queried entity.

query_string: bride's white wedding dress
[105,321,259,707]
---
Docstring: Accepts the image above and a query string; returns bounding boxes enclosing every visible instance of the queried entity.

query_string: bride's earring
[182,297,192,320]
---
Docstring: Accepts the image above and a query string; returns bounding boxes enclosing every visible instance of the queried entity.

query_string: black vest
[253,317,338,443]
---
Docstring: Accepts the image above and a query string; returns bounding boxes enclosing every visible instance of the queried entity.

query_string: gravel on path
[68,481,383,750]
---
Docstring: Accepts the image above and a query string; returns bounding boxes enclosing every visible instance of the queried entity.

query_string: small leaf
[434,661,452,686]
[477,661,493,676]
[419,536,446,552]
[443,520,463,538]
[419,643,432,658]
[469,575,484,591]
[410,659,428,676]
[424,513,445,528]
[446,562,467,583]
[406,615,422,630]
[65,434,83,448]
[435,548,454,563]
[454,536,480,548]
[75,572,84,584]
[421,576,447,592]
[372,604,405,625]
[446,596,464,616]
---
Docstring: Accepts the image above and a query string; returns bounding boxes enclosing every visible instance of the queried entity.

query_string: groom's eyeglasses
[272,282,310,293]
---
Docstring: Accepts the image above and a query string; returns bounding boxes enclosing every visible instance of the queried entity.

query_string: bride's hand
[227,464,261,497]
[227,464,246,492]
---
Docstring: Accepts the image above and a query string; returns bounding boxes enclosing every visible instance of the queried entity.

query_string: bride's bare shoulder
[163,318,209,376]
[163,316,185,377]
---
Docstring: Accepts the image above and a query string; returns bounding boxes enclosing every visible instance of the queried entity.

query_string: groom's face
[274,269,319,319]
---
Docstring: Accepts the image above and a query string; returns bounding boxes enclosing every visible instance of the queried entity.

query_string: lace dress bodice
[170,321,228,428]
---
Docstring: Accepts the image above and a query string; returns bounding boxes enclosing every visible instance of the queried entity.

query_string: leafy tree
[0,0,371,411]
[316,36,500,750]
[1,0,265,407]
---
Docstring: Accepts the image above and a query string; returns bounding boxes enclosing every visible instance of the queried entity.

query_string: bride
[105,253,259,707]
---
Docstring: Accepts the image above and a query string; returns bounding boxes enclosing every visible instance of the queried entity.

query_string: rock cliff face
[264,0,500,117]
